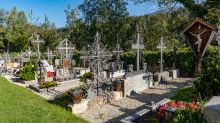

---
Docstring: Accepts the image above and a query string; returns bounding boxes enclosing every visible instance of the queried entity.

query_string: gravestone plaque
[63,59,71,68]
[55,59,61,66]
[181,18,217,77]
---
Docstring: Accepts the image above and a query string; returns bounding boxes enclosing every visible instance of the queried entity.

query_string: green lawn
[0,76,88,123]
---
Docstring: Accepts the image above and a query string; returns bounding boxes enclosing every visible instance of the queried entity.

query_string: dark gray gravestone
[122,61,128,72]
[86,84,108,98]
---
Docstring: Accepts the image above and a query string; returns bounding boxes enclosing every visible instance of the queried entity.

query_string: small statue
[190,28,207,52]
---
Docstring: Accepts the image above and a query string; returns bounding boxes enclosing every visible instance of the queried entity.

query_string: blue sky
[0,0,161,28]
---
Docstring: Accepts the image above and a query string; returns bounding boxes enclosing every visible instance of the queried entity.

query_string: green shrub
[194,50,220,99]
[145,117,160,123]
[48,92,70,109]
[19,61,36,81]
[170,105,206,123]
[78,72,92,82]
[170,86,199,103]
[40,81,57,89]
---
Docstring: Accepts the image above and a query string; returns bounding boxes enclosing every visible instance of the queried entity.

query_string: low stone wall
[20,80,37,84]
[169,69,180,79]
[204,96,220,123]
[29,84,45,93]
[68,91,123,114]
[153,71,170,83]
[123,73,153,97]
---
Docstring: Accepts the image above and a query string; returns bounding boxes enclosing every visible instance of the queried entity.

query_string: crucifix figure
[157,37,166,73]
[189,28,207,52]
[132,32,145,71]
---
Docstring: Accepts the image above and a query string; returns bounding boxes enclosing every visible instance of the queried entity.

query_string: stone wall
[169,69,180,79]
[153,71,170,83]
[68,91,123,114]
[123,73,153,97]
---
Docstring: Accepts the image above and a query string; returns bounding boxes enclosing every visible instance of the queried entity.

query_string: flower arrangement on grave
[39,81,57,89]
[78,72,93,82]
[157,100,205,122]
[47,71,54,77]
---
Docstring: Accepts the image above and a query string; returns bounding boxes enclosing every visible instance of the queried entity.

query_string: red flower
[169,101,177,108]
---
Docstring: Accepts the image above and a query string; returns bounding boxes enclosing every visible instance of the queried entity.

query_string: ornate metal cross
[86,32,112,96]
[157,37,166,72]
[3,52,11,64]
[15,52,23,62]
[80,46,89,71]
[112,43,123,70]
[57,36,75,59]
[25,47,36,59]
[29,33,44,60]
[44,47,55,64]
[131,32,145,71]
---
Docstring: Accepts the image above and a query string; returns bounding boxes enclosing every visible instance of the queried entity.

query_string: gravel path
[78,78,195,123]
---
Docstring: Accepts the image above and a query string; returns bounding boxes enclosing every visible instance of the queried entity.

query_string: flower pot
[68,89,82,104]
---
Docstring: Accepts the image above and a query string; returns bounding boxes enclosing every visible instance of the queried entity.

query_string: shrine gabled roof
[181,17,217,34]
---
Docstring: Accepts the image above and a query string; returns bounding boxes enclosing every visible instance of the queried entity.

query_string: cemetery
[1,1,220,123]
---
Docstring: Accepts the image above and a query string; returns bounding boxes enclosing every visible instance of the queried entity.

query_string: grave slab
[204,96,220,123]
[169,69,180,79]
[153,71,169,83]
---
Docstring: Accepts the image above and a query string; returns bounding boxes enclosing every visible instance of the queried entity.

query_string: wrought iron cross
[113,43,123,70]
[157,37,166,72]
[132,32,145,71]
[44,47,55,64]
[25,47,35,59]
[86,32,112,96]
[80,46,89,71]
[57,36,75,59]
[29,33,44,60]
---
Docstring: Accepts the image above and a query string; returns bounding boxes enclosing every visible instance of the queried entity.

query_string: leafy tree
[78,0,131,50]
[4,7,29,52]
[132,0,220,25]
[64,5,91,50]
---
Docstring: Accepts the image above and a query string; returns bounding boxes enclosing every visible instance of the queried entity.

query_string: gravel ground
[77,78,195,123]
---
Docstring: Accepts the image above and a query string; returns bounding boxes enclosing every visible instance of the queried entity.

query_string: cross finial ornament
[131,32,145,71]
[157,37,166,72]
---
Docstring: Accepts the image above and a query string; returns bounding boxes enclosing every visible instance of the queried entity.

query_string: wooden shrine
[181,17,217,77]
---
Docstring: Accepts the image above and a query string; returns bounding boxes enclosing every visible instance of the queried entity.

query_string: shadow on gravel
[104,78,194,123]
